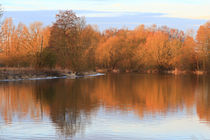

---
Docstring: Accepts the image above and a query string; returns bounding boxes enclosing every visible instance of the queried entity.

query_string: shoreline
[96,69,208,75]
[0,67,208,82]
[0,68,104,82]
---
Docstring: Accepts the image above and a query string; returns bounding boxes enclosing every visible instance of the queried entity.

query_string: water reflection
[34,79,98,137]
[0,74,210,139]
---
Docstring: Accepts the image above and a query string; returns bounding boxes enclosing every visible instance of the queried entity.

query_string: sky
[1,0,209,31]
[1,0,210,20]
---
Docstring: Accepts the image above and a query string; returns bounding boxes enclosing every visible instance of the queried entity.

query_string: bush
[38,47,57,69]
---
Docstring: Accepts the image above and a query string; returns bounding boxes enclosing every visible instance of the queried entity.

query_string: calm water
[0,74,210,140]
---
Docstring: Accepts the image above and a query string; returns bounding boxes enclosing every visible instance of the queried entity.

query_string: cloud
[3,10,207,32]
[1,0,210,20]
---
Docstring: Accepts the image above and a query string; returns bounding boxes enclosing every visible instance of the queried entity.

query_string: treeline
[0,10,209,73]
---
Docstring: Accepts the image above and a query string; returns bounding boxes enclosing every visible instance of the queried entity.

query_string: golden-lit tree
[0,18,50,67]
[0,10,209,73]
[79,25,101,70]
[48,10,86,71]
[0,18,15,56]
[172,36,197,71]
[196,22,210,71]
[145,31,173,71]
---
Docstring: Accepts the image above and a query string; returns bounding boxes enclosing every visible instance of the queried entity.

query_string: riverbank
[0,68,103,81]
[96,68,208,75]
[0,67,207,81]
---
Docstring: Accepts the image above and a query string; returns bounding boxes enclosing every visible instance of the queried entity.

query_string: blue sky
[3,10,207,32]
[1,0,209,32]
[1,0,210,19]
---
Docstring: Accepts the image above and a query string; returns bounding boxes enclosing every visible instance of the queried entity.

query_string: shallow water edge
[0,68,105,82]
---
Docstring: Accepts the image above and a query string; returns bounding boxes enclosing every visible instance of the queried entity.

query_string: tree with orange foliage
[196,22,210,71]
[145,31,173,71]
[0,18,50,67]
[178,36,197,70]
[0,18,15,56]
[48,10,86,71]
[79,25,101,70]
[0,9,209,74]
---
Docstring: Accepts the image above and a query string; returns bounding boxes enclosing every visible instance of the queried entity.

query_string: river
[0,74,210,139]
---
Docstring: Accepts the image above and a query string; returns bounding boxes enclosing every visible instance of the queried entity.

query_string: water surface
[0,74,210,139]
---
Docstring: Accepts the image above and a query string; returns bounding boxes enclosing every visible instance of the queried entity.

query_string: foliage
[0,10,209,73]
[49,10,86,71]
[196,22,210,71]
[38,47,57,69]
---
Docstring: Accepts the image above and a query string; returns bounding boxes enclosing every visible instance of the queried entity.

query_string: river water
[0,74,210,140]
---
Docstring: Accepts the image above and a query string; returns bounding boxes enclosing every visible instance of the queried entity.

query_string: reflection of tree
[0,74,210,137]
[34,79,98,137]
[0,81,48,124]
[196,77,210,122]
[90,74,199,117]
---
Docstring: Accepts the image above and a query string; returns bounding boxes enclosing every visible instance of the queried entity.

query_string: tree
[178,36,197,70]
[38,47,57,69]
[49,10,86,71]
[96,29,129,71]
[0,18,50,67]
[0,9,209,74]
[0,18,15,57]
[196,22,210,71]
[79,25,100,70]
[145,31,173,71]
